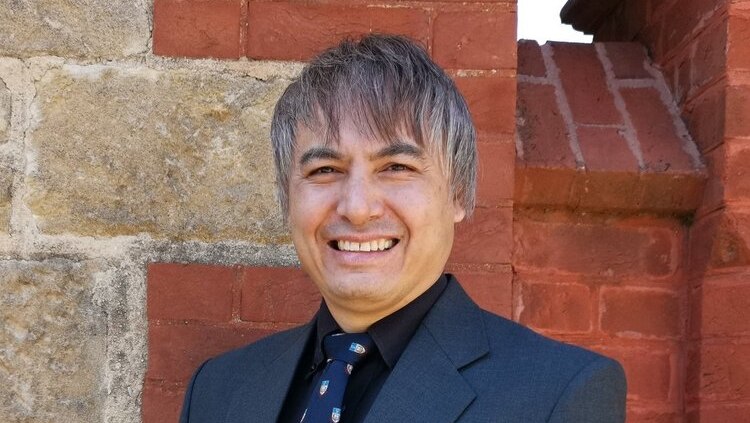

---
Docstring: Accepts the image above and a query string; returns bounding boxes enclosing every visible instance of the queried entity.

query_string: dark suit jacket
[179,277,627,422]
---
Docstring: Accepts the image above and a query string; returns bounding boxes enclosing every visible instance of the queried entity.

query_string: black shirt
[276,275,449,423]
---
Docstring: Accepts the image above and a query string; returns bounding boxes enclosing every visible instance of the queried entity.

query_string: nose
[336,173,384,226]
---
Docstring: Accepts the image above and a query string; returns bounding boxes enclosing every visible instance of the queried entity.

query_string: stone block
[0,153,13,233]
[0,259,105,422]
[27,64,296,241]
[0,0,149,58]
[0,77,9,145]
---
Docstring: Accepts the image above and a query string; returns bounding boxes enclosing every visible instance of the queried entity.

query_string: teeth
[337,239,395,252]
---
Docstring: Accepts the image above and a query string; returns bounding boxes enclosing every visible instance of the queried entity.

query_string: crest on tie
[331,407,341,423]
[346,364,353,375]
[319,380,329,396]
[349,343,366,354]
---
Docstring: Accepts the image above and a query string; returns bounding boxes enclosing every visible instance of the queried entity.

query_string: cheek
[288,185,337,238]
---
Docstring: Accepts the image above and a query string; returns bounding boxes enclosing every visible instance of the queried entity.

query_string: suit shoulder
[478,309,621,377]
[205,324,310,373]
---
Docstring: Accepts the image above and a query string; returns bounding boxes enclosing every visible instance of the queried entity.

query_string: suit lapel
[364,279,489,423]
[224,323,313,423]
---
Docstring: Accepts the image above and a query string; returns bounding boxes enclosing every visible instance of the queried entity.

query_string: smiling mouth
[329,239,399,252]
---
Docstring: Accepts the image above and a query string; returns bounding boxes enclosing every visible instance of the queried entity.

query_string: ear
[453,201,466,223]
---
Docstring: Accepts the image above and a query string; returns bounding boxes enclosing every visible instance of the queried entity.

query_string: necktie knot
[323,332,373,367]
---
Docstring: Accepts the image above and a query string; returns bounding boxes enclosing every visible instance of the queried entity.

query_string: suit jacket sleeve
[179,359,210,423]
[546,356,627,423]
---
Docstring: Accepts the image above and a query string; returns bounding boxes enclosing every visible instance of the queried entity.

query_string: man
[179,35,626,423]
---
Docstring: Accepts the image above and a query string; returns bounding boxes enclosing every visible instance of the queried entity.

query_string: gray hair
[270,34,477,217]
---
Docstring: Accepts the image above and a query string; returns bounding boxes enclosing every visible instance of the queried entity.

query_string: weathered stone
[0,0,149,59]
[0,153,13,233]
[28,64,294,242]
[0,78,9,145]
[0,259,106,421]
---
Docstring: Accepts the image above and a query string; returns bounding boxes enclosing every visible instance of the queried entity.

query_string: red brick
[600,288,682,338]
[637,171,707,213]
[142,382,184,423]
[621,87,695,172]
[692,20,728,91]
[516,82,576,168]
[517,40,546,77]
[675,53,693,104]
[689,342,750,401]
[514,167,576,207]
[476,140,514,207]
[153,0,242,59]
[628,410,681,423]
[578,126,638,171]
[453,269,512,317]
[687,403,750,423]
[661,0,719,55]
[728,14,750,70]
[147,263,235,323]
[450,207,512,265]
[724,140,750,202]
[433,10,516,70]
[455,75,516,135]
[701,275,750,336]
[569,171,642,211]
[726,84,750,138]
[602,348,674,401]
[517,281,592,333]
[514,218,679,279]
[604,42,651,79]
[146,323,273,382]
[684,84,726,153]
[246,3,430,61]
[239,267,320,324]
[696,150,726,218]
[551,42,622,125]
[689,210,750,275]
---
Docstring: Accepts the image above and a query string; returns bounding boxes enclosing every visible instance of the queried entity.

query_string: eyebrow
[297,141,425,167]
[299,147,342,167]
[372,142,425,160]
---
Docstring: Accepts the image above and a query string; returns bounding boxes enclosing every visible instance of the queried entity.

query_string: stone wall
[0,1,303,421]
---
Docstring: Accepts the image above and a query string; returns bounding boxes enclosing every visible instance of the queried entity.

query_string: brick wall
[514,38,703,422]
[564,0,750,421]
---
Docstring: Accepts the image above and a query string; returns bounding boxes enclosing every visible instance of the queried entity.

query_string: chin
[325,274,394,301]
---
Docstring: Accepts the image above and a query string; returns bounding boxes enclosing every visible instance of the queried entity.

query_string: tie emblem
[349,343,366,354]
[331,407,341,423]
[345,364,353,375]
[319,380,329,396]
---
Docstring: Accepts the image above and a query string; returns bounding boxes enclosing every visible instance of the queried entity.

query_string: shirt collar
[312,274,449,370]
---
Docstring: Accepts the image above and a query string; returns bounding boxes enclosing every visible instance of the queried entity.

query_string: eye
[384,163,412,172]
[311,166,337,175]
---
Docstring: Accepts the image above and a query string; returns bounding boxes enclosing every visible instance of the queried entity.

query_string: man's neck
[323,277,445,333]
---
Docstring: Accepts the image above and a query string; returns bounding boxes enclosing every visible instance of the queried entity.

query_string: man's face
[287,118,465,322]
